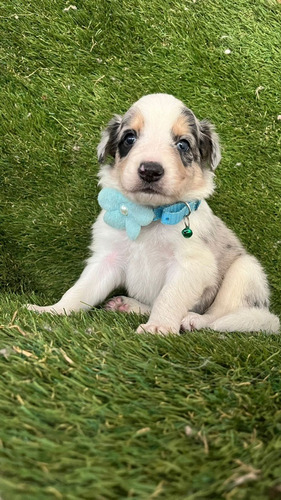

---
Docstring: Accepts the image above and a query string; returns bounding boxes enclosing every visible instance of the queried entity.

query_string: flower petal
[125,216,141,240]
[129,204,155,226]
[103,210,126,230]
[98,188,126,211]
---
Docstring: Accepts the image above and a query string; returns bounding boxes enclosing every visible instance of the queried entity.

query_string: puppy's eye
[118,130,137,158]
[123,132,137,146]
[176,139,190,153]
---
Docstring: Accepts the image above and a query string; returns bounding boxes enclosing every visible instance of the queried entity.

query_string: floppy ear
[97,114,122,163]
[199,120,221,170]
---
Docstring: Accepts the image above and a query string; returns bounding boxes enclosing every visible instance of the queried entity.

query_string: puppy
[27,93,280,334]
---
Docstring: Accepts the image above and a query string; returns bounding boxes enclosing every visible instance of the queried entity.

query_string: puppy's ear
[97,114,122,163]
[199,120,221,170]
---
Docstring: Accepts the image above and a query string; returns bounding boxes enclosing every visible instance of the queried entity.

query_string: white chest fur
[91,210,213,307]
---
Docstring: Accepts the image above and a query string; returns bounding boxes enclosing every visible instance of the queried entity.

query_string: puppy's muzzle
[138,162,164,183]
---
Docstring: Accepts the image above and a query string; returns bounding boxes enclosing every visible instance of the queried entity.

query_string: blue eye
[119,131,137,158]
[177,139,190,153]
[123,132,137,146]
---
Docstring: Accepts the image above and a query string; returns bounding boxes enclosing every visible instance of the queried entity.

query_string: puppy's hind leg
[209,307,279,333]
[182,254,280,334]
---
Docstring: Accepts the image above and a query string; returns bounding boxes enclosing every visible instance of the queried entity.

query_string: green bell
[182,226,193,238]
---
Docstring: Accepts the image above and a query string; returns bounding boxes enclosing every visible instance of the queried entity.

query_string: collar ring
[182,201,192,217]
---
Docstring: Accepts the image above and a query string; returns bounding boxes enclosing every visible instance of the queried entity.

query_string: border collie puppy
[27,94,280,335]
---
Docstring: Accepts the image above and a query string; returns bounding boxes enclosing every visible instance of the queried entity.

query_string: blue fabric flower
[98,188,155,240]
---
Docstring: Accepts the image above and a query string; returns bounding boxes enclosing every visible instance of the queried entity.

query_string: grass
[1,0,281,498]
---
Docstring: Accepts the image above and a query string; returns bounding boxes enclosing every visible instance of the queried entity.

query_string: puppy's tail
[210,307,280,334]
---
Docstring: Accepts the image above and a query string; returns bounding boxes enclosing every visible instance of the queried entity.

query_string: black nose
[138,162,164,183]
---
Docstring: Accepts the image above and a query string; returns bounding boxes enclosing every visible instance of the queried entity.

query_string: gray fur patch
[244,295,269,309]
[192,285,219,315]
[199,120,221,170]
[97,115,122,163]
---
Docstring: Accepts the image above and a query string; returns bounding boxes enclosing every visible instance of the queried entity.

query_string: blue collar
[98,188,201,241]
[153,200,201,225]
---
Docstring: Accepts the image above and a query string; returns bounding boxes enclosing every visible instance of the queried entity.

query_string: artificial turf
[1,0,281,498]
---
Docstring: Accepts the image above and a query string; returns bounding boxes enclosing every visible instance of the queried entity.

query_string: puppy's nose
[138,162,164,183]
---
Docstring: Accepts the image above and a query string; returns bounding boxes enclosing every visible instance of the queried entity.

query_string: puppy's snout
[138,162,164,183]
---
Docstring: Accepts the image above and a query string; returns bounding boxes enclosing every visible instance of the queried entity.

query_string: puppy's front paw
[26,304,65,315]
[181,312,209,331]
[136,323,179,336]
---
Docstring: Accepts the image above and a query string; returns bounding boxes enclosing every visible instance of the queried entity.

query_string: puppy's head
[98,93,221,206]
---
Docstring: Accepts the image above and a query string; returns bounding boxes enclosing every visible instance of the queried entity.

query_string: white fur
[27,94,280,335]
